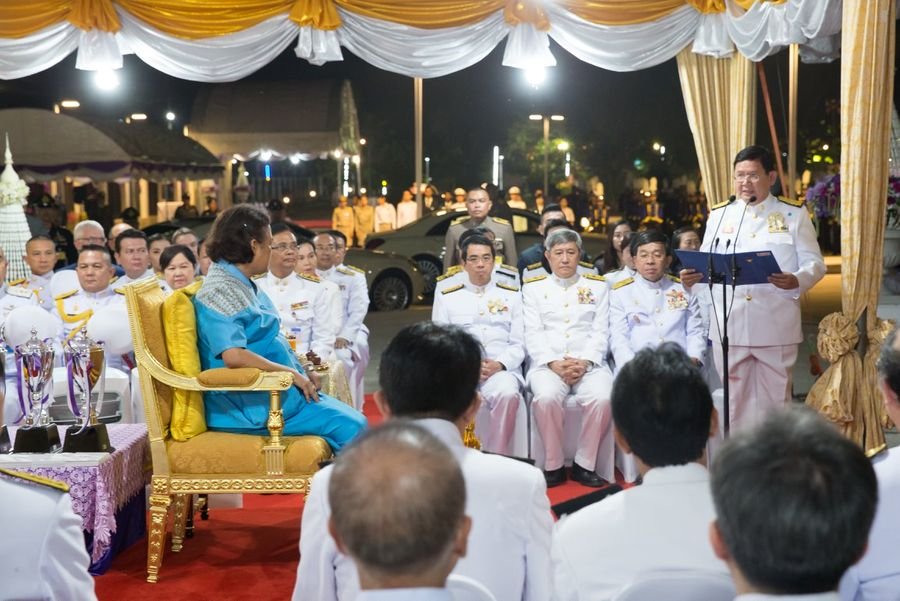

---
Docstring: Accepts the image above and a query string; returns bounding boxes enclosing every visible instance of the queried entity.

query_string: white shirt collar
[641,462,709,486]
[356,588,452,601]
[552,273,580,287]
[463,275,494,294]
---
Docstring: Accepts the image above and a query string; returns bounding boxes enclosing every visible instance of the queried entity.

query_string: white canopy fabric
[0,0,840,82]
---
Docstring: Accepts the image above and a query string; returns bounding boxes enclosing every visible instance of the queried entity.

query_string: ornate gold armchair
[124,279,332,583]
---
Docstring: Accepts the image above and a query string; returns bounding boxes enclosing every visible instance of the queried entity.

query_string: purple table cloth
[3,424,150,563]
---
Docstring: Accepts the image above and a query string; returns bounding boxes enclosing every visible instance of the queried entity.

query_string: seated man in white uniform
[294,322,552,601]
[16,235,57,310]
[0,469,97,601]
[327,422,471,601]
[710,406,876,601]
[52,245,127,368]
[609,230,705,370]
[524,228,614,488]
[552,343,726,601]
[436,227,520,293]
[432,233,524,455]
[314,231,370,410]
[111,229,155,290]
[840,327,900,600]
[0,245,40,320]
[257,224,335,359]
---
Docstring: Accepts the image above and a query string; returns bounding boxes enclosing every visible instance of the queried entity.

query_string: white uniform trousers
[477,371,522,455]
[712,343,797,431]
[336,328,370,411]
[528,365,614,479]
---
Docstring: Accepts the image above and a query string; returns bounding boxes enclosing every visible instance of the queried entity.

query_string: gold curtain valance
[69,0,121,32]
[0,0,789,39]
[733,0,787,10]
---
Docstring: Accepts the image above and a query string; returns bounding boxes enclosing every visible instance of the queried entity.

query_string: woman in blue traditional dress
[193,205,365,452]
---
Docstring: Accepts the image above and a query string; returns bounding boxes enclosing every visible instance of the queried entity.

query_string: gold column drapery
[806,0,896,455]
[676,49,756,208]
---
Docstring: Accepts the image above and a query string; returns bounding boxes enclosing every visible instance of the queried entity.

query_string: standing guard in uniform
[315,232,370,410]
[443,187,517,271]
[332,196,356,246]
[432,234,524,454]
[609,230,705,370]
[680,145,825,430]
[257,224,335,359]
[524,229,615,488]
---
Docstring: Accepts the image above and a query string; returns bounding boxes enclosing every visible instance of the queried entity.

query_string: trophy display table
[0,424,150,574]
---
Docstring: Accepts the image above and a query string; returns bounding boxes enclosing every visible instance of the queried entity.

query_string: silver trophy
[62,328,111,453]
[12,328,59,453]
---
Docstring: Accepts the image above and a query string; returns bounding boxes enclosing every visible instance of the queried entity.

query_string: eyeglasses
[76,236,107,244]
[270,243,299,252]
[734,174,761,183]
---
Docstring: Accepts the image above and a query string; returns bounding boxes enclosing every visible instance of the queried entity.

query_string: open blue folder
[675,249,783,285]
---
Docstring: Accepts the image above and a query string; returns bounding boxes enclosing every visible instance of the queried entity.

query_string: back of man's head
[710,405,877,595]
[612,343,712,467]
[328,421,468,585]
[379,322,481,421]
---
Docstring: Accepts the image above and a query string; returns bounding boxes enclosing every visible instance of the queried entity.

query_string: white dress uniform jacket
[551,463,727,601]
[737,595,840,601]
[0,470,97,601]
[523,273,615,477]
[699,194,825,347]
[840,449,900,601]
[357,589,452,601]
[435,261,520,294]
[609,274,706,368]
[293,418,553,601]
[257,271,336,358]
[52,286,128,369]
[432,277,525,454]
[110,268,156,290]
[1,281,40,322]
[11,272,54,310]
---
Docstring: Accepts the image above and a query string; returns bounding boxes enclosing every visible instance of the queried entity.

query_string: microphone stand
[720,197,752,438]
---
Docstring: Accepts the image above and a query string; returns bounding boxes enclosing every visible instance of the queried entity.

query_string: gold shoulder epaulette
[441,284,464,295]
[710,198,731,210]
[8,277,25,286]
[298,272,320,283]
[0,468,69,492]
[345,264,366,274]
[435,272,455,282]
[496,282,520,292]
[526,262,542,271]
[109,276,119,285]
[666,273,681,283]
[579,261,594,269]
[491,216,511,225]
[446,265,463,276]
[778,195,805,208]
[251,273,266,280]
[114,288,126,295]
[6,285,32,299]
[54,289,78,301]
[336,266,356,276]
[523,275,547,284]
[499,263,516,271]
[612,277,634,290]
[450,216,470,226]
[583,273,606,282]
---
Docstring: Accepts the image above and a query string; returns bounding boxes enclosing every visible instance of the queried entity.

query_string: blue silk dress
[193,261,366,451]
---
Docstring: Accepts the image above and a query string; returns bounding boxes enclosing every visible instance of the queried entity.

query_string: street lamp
[529,114,565,194]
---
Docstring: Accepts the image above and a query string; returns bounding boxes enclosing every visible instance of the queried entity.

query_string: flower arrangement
[806,173,900,230]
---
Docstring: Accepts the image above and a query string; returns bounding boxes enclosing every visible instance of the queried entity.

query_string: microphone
[729,196,753,291]
[703,195,736,283]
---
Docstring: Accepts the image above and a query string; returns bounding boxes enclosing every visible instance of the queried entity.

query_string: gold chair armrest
[198,367,290,388]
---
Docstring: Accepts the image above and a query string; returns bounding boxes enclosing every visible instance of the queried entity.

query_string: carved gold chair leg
[171,494,189,552]
[146,492,172,583]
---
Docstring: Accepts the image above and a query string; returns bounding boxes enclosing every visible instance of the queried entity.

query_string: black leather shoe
[571,463,607,488]
[544,467,567,488]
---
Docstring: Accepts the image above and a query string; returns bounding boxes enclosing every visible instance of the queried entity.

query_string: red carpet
[94,396,611,600]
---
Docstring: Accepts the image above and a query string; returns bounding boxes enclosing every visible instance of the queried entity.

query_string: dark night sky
[0,38,865,197]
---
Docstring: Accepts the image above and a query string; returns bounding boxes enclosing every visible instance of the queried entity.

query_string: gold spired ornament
[463,422,481,450]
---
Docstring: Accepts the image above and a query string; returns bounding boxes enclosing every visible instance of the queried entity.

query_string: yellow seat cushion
[197,367,262,387]
[166,431,332,474]
[162,280,206,441]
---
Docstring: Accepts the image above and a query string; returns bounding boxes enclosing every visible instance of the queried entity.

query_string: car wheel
[414,256,442,294]
[371,274,411,311]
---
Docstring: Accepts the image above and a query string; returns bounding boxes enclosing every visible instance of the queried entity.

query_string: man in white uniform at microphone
[681,145,825,430]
